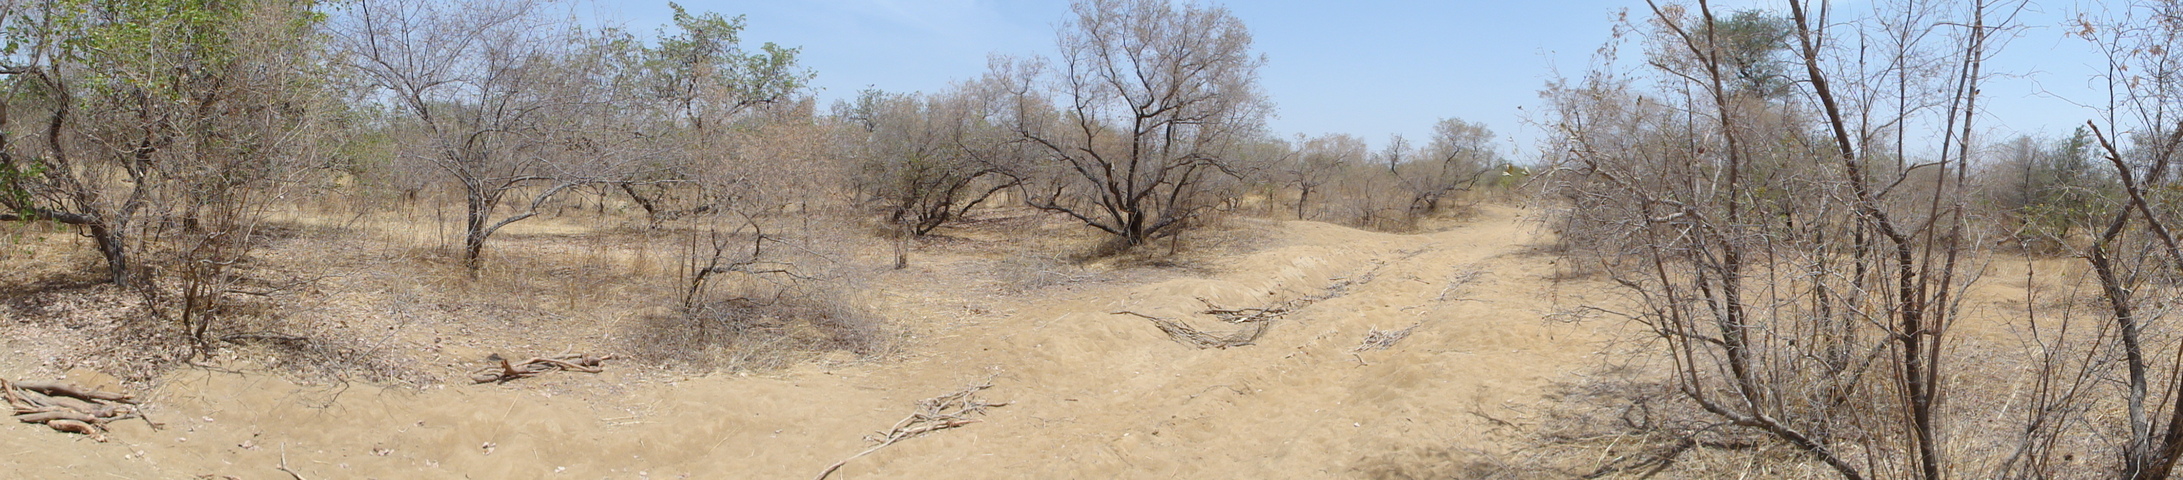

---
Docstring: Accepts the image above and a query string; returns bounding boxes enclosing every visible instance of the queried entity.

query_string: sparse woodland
[14,0,2183,478]
[0,0,1517,375]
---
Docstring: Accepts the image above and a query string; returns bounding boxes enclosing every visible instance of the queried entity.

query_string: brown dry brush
[621,203,883,372]
[834,87,1021,253]
[1539,0,2044,478]
[1494,366,1768,479]
[1275,125,1504,233]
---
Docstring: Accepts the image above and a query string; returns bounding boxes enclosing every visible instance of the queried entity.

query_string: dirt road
[0,206,1615,479]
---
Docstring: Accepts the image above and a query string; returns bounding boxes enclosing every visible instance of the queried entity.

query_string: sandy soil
[0,205,1624,479]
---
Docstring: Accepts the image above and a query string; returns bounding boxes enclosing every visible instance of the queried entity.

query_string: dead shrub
[994,252,1094,294]
[617,206,890,372]
[623,291,882,372]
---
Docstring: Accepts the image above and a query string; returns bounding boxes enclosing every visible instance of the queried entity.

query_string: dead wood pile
[3,378,147,442]
[470,353,612,384]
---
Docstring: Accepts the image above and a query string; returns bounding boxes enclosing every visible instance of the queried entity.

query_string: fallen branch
[470,353,613,384]
[1435,268,1485,302]
[814,382,1009,480]
[1200,302,1297,324]
[16,409,101,425]
[1355,323,1422,352]
[1124,257,1406,349]
[1116,310,1271,349]
[279,441,308,480]
[19,389,118,417]
[2,378,139,442]
[13,381,135,404]
[45,419,105,442]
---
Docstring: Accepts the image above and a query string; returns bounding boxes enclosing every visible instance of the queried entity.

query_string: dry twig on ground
[469,353,613,384]
[1200,302,1297,324]
[1118,310,1272,349]
[3,378,145,442]
[1355,323,1420,352]
[814,381,1009,480]
[1435,268,1485,302]
[1121,254,1409,349]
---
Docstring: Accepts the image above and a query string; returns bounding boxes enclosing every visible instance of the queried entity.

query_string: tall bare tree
[2068,2,2183,477]
[999,0,1270,247]
[1543,1,2014,477]
[333,0,655,269]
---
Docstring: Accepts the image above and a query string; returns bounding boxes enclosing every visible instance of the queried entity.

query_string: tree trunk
[1296,186,1311,220]
[621,183,659,222]
[893,234,909,270]
[88,224,131,286]
[1124,211,1148,247]
[463,191,491,271]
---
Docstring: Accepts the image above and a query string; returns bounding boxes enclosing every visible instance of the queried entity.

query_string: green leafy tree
[0,0,328,286]
[643,3,810,132]
[1989,128,2112,252]
[614,2,814,224]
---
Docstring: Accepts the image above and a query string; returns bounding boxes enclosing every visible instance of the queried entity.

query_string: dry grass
[622,291,885,372]
[6,188,1259,386]
[1429,257,2131,479]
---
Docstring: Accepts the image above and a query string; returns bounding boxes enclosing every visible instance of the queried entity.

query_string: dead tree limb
[12,381,135,404]
[470,354,612,384]
[1116,310,1271,349]
[1356,323,1421,352]
[814,382,1008,480]
[2,378,139,442]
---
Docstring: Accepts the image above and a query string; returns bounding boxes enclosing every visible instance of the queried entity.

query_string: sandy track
[0,206,1616,479]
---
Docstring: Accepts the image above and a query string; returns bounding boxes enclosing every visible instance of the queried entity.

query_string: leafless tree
[839,87,1021,268]
[1375,134,1411,174]
[1542,0,2017,477]
[997,0,1270,248]
[2063,2,2183,477]
[843,88,1020,236]
[1397,118,1499,215]
[1282,134,1363,220]
[332,0,655,270]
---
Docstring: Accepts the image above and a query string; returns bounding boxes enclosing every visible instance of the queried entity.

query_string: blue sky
[591,0,2111,161]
